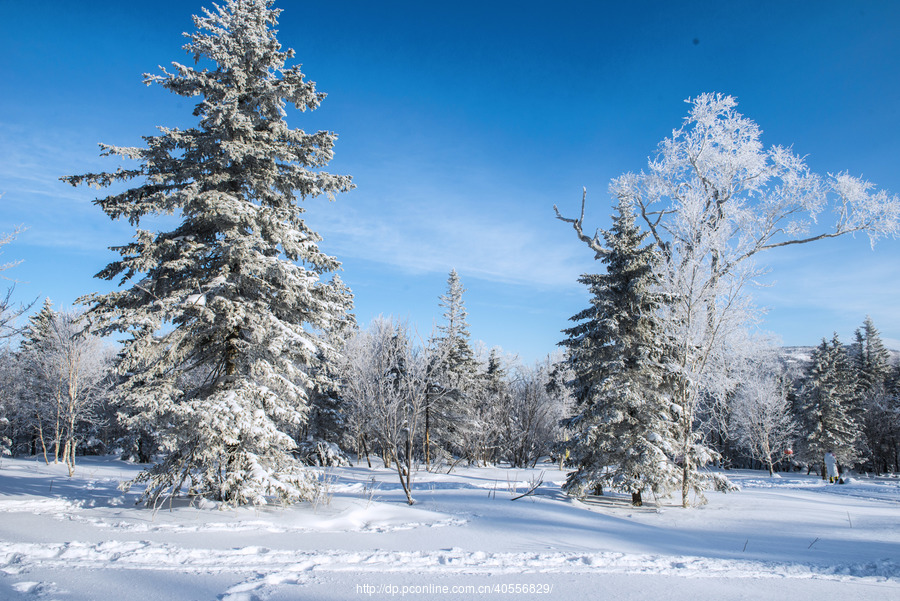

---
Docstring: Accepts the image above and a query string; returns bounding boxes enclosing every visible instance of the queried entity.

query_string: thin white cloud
[314,194,596,289]
[749,239,900,346]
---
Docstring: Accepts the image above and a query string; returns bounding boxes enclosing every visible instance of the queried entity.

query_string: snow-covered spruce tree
[850,317,896,472]
[560,197,680,507]
[62,0,353,506]
[557,93,899,506]
[798,335,861,473]
[884,367,900,473]
[852,316,893,396]
[427,269,479,465]
[298,324,356,467]
[466,347,509,466]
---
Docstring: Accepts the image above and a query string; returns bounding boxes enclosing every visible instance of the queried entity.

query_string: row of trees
[2,2,898,511]
[301,268,572,505]
[333,276,571,504]
[0,270,572,507]
[696,317,900,479]
[793,319,900,475]
[2,282,895,501]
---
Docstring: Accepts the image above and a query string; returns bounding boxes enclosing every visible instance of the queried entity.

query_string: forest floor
[1,455,898,600]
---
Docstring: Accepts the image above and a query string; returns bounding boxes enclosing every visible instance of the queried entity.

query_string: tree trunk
[392,448,414,505]
[681,406,692,508]
[53,392,63,464]
[360,435,372,469]
[424,404,431,469]
[65,439,76,477]
[36,414,49,465]
[65,411,77,474]
[138,431,153,463]
[631,491,643,507]
[61,438,70,470]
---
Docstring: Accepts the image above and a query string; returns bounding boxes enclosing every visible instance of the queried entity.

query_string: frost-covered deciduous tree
[556,93,899,506]
[0,219,36,457]
[500,357,572,469]
[20,300,67,464]
[63,0,353,505]
[339,318,436,504]
[691,332,773,469]
[20,301,113,476]
[730,357,797,476]
[560,198,679,506]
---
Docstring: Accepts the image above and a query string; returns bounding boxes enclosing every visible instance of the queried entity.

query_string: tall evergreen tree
[560,198,679,506]
[852,316,893,394]
[427,269,478,462]
[435,269,477,385]
[851,316,898,472]
[799,335,861,472]
[63,0,353,505]
[470,348,509,465]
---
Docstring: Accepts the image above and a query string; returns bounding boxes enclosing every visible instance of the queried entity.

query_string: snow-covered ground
[1,456,898,600]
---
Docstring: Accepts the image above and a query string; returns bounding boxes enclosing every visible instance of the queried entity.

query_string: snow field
[0,456,899,600]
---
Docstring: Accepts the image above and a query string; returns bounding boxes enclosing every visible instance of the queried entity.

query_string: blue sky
[1,1,899,360]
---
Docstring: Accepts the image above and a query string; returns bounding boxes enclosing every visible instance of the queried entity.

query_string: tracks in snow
[1,540,898,583]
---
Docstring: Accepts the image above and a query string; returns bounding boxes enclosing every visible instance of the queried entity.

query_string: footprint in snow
[12,581,48,595]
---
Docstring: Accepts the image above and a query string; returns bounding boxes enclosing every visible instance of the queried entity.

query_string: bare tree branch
[553,188,609,259]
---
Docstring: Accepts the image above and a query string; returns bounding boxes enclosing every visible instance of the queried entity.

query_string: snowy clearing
[0,456,898,600]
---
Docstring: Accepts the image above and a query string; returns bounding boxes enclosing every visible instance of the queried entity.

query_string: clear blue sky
[1,1,899,360]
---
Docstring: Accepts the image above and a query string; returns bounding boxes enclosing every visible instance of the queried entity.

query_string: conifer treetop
[435,268,476,376]
[64,0,353,228]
